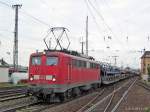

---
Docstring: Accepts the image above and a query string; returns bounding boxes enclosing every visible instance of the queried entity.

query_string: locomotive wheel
[66,89,72,99]
[92,84,98,90]
[59,93,66,102]
[46,94,51,103]
[25,91,30,96]
[97,83,101,88]
[72,88,81,97]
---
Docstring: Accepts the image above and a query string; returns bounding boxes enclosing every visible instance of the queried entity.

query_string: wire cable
[0,0,51,27]
[87,0,127,49]
[20,9,51,27]
[84,0,104,38]
[0,1,11,7]
[84,0,111,52]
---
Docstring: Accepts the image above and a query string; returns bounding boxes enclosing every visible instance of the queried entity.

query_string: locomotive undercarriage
[27,82,101,103]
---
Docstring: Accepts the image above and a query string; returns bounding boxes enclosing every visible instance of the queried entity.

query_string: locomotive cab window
[31,56,41,65]
[46,57,58,66]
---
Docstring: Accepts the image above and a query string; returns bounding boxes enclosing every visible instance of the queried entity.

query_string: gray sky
[0,0,150,68]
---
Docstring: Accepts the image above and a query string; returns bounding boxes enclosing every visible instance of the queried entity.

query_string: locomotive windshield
[46,57,58,66]
[31,56,41,65]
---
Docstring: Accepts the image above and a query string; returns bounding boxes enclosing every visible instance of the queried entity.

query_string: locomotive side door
[67,58,72,84]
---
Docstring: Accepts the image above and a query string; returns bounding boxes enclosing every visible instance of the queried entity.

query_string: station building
[141,51,150,80]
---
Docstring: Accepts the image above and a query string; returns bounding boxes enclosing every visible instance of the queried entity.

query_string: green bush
[147,66,150,82]
[147,66,150,76]
[145,107,150,112]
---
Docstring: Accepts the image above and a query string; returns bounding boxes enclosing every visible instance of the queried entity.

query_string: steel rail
[1,101,39,112]
[20,104,57,112]
[0,88,26,95]
[0,94,27,102]
[76,88,105,112]
[111,78,137,112]
[0,92,25,98]
[137,82,150,91]
[84,78,137,112]
[103,92,115,112]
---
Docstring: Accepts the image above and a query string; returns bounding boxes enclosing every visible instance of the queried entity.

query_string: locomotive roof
[31,50,99,63]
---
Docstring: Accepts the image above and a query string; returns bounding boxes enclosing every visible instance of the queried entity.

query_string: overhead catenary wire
[20,9,51,27]
[85,0,129,65]
[0,1,11,7]
[0,0,51,27]
[84,0,110,50]
[96,0,124,37]
[94,0,126,48]
[92,0,143,53]
[87,0,111,31]
[84,0,115,61]
[84,0,104,39]
[0,1,51,41]
[85,0,114,48]
[87,0,127,50]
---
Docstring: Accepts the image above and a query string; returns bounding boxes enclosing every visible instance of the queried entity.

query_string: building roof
[141,51,150,58]
[0,58,9,67]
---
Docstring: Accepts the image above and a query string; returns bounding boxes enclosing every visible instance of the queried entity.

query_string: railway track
[0,86,27,91]
[17,90,102,112]
[0,101,39,112]
[0,88,27,95]
[0,92,25,98]
[40,77,136,112]
[0,77,137,112]
[17,103,57,112]
[0,94,27,102]
[137,81,150,91]
[103,89,115,112]
[0,96,36,112]
[0,87,27,102]
[82,77,137,112]
[20,88,106,112]
[76,89,105,112]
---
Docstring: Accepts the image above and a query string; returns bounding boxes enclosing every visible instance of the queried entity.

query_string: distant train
[27,50,137,102]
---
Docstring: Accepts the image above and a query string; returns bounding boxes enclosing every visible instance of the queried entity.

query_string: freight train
[27,50,136,102]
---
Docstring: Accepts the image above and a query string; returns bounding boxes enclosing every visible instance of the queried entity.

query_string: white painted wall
[0,67,9,82]
[10,72,28,84]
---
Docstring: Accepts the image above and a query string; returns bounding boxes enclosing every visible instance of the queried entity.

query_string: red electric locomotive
[28,50,101,102]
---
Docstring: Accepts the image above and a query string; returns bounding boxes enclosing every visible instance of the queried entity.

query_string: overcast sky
[0,0,150,68]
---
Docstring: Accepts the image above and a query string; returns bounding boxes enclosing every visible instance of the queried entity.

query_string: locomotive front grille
[32,75,55,81]
[33,75,40,80]
[46,75,53,80]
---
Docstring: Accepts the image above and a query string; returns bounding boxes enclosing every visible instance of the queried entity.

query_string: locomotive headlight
[52,77,56,81]
[52,75,56,82]
[43,51,46,54]
[30,77,33,81]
